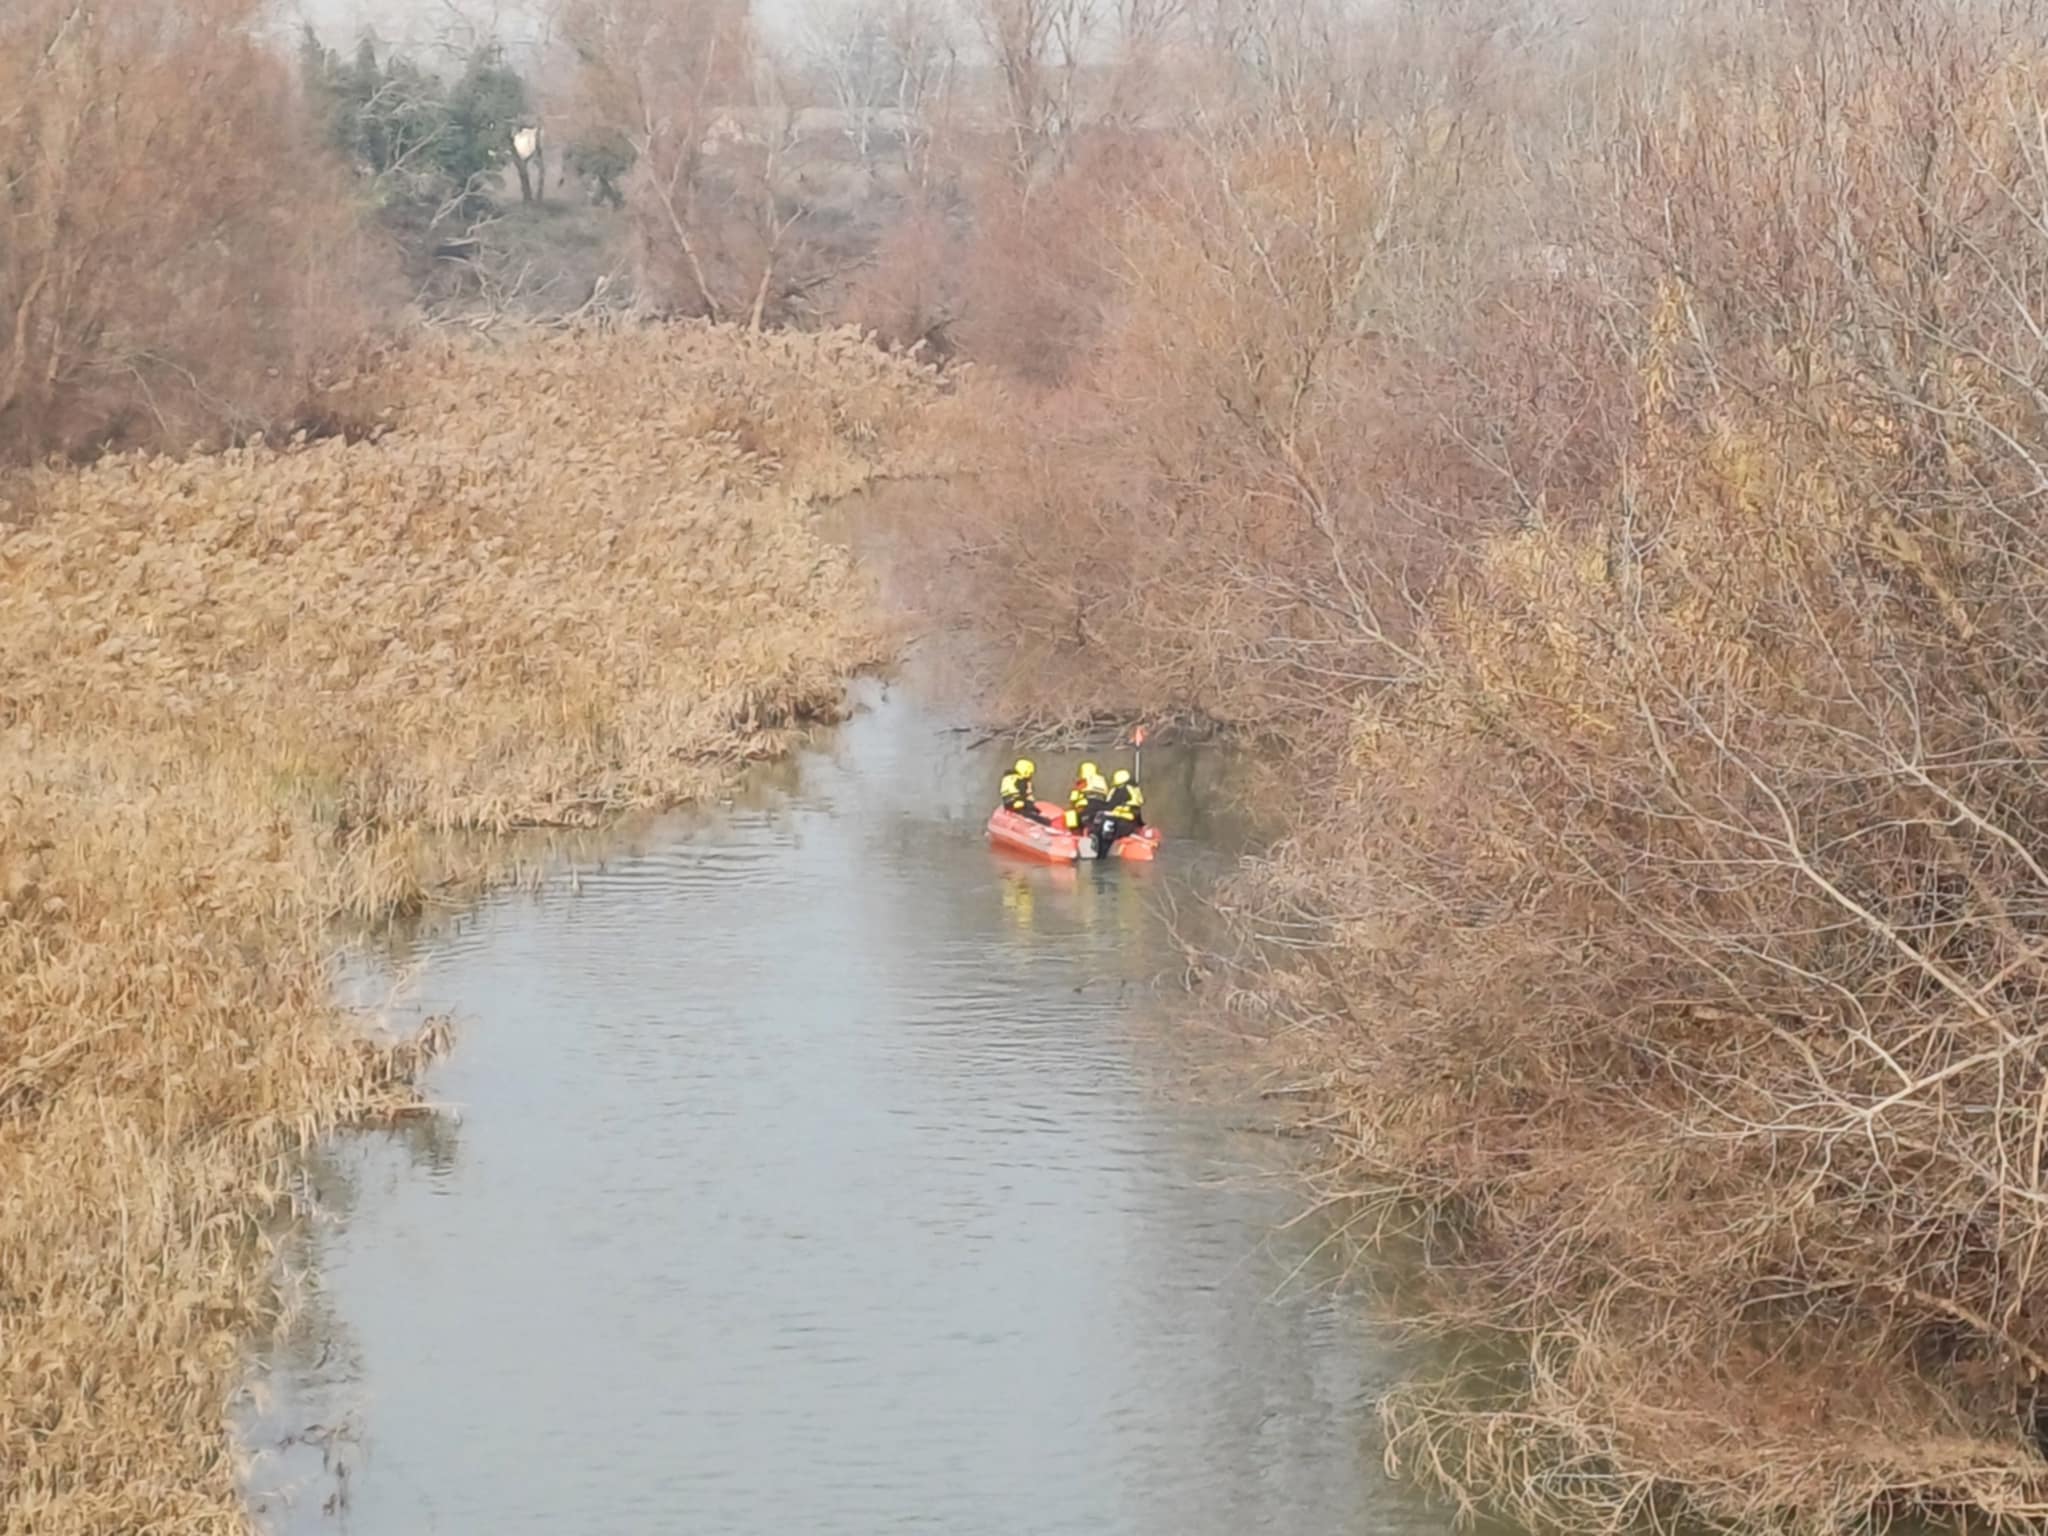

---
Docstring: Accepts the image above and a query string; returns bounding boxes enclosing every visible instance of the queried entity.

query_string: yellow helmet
[1112,769,1131,787]
[1014,758,1036,777]
[1078,760,1099,780]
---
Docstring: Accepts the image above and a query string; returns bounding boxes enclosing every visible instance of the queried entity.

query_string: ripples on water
[242,678,1444,1536]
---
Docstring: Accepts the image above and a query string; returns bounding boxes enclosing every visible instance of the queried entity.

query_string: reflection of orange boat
[986,801,1164,863]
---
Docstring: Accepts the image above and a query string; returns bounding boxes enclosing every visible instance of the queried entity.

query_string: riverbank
[0,324,942,1533]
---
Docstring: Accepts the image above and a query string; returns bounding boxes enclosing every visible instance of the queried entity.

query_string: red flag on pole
[1132,725,1148,746]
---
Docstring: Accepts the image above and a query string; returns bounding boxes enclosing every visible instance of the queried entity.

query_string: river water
[242,676,1442,1535]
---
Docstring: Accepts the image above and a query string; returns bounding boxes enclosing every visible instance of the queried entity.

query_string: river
[240,674,1446,1535]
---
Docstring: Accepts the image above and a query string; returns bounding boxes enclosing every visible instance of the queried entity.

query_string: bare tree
[563,0,750,317]
[799,0,959,190]
[0,0,379,459]
[727,65,829,330]
[969,0,1100,181]
[914,2,2048,1528]
[799,0,894,157]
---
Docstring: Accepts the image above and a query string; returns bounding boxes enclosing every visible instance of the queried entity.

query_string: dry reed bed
[0,324,938,1532]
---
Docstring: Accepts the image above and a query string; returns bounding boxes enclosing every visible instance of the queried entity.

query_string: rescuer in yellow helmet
[998,757,1051,823]
[1097,766,1146,852]
[1065,760,1109,833]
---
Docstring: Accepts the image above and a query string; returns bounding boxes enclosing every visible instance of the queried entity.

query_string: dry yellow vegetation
[0,323,938,1532]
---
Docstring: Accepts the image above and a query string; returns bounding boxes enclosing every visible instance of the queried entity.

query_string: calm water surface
[243,677,1443,1535]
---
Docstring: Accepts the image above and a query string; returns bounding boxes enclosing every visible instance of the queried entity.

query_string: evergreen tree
[440,47,530,205]
[298,30,533,210]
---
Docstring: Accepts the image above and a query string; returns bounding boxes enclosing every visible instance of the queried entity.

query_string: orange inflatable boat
[986,801,1088,863]
[1101,824,1162,862]
[986,801,1163,863]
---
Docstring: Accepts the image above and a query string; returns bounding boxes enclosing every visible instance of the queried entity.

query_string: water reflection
[242,679,1442,1536]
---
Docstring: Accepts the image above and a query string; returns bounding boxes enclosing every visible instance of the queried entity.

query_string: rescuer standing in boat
[1000,758,1051,823]
[1098,768,1145,852]
[1066,761,1109,832]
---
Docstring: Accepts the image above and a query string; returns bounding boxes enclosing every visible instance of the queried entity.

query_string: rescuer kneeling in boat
[1000,758,1051,823]
[1066,761,1109,833]
[1097,768,1145,852]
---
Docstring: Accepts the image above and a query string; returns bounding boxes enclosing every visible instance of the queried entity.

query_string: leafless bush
[563,0,883,327]
[0,0,386,461]
[928,0,2048,1526]
[1298,1,2048,1527]
[944,16,1544,720]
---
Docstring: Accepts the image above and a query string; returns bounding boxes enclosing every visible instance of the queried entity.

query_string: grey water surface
[243,676,1445,1536]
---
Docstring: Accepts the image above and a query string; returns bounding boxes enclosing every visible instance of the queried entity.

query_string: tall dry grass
[0,323,938,1532]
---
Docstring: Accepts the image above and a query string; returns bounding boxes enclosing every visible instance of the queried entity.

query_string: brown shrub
[936,90,1547,731]
[921,0,2048,1527]
[948,136,1160,383]
[0,0,387,463]
[1270,7,2048,1530]
[839,210,967,358]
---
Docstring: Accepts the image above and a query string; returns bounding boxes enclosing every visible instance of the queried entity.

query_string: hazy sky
[285,0,821,63]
